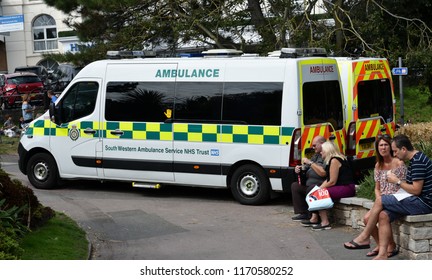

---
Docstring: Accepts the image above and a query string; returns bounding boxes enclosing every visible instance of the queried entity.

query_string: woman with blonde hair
[302,141,356,230]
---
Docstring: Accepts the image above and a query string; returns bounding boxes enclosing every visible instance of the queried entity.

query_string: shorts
[381,195,432,222]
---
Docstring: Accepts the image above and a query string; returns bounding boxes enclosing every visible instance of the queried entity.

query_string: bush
[0,226,23,260]
[356,170,375,200]
[1,167,55,259]
[0,169,54,229]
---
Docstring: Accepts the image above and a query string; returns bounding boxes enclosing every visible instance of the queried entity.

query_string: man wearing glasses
[290,135,327,222]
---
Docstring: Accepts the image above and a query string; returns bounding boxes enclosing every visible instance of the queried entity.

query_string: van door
[101,63,176,182]
[354,75,394,158]
[49,80,101,179]
[300,59,345,157]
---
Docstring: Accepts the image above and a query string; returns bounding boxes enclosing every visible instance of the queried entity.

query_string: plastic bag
[4,129,16,138]
[306,186,334,211]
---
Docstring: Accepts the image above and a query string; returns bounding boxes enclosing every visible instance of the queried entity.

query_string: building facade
[0,0,79,73]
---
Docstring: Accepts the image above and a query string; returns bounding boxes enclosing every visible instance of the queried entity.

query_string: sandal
[343,240,370,250]
[366,250,379,257]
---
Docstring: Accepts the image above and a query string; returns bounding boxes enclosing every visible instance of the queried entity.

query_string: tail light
[346,122,356,156]
[289,128,302,167]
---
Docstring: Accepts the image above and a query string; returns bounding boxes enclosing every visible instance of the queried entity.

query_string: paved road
[1,154,381,260]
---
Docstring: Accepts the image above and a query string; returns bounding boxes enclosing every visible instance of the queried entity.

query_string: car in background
[14,65,50,86]
[0,72,44,109]
[51,64,82,92]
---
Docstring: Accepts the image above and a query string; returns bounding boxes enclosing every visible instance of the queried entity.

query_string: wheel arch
[19,146,56,176]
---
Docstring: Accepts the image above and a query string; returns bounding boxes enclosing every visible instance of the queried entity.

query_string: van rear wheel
[230,164,271,205]
[27,153,59,189]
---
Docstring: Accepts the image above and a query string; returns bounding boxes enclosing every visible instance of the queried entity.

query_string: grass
[395,86,432,123]
[0,135,19,155]
[20,212,89,260]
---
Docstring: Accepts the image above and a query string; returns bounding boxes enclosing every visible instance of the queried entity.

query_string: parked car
[51,64,82,92]
[14,65,50,86]
[0,72,44,109]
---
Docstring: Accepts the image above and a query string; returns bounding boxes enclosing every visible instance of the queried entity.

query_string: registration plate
[359,142,373,150]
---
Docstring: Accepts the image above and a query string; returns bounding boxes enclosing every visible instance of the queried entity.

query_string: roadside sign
[0,15,24,32]
[392,67,408,75]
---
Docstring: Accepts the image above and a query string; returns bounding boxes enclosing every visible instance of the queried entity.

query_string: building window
[33,14,58,51]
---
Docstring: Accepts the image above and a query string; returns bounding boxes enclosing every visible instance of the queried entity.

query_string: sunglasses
[377,134,391,140]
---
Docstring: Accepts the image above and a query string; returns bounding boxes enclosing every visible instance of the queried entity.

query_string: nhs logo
[210,149,220,156]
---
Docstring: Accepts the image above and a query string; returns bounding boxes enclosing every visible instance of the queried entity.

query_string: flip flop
[388,246,400,258]
[343,240,371,250]
[366,250,379,257]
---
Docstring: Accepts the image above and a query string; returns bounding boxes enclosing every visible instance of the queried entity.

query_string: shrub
[0,226,23,260]
[0,169,54,229]
[356,170,375,200]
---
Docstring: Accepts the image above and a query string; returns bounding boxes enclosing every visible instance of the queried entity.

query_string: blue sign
[392,67,408,75]
[0,15,24,32]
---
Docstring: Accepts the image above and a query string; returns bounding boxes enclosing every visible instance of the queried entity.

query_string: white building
[0,0,80,73]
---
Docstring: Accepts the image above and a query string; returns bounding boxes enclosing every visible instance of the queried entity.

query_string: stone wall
[333,197,432,260]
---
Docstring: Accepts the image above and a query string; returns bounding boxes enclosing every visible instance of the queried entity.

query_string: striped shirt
[406,151,432,209]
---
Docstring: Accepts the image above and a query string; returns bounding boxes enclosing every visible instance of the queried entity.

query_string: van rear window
[302,80,344,130]
[357,79,393,122]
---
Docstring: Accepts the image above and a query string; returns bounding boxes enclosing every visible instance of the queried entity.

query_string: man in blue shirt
[374,134,432,259]
[48,90,57,103]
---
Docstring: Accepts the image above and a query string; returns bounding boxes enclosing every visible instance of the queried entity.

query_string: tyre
[230,164,271,205]
[26,153,59,189]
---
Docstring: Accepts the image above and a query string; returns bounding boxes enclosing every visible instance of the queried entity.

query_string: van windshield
[357,79,393,122]
[302,80,344,130]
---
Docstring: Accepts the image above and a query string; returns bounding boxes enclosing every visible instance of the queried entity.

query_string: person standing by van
[47,90,57,103]
[291,136,327,221]
[22,94,35,123]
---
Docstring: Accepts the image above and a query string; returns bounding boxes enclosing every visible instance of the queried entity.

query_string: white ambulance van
[18,48,346,205]
[336,57,396,179]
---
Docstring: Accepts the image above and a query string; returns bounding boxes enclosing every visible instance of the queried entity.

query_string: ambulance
[18,48,346,205]
[336,57,396,179]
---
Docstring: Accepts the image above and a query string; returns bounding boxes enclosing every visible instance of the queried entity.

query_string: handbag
[306,186,334,211]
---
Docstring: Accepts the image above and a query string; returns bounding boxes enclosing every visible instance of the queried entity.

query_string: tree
[45,0,432,81]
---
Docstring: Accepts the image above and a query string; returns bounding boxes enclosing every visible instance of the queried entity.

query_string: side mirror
[49,102,61,125]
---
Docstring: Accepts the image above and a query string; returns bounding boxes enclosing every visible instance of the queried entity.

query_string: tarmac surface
[0,153,405,260]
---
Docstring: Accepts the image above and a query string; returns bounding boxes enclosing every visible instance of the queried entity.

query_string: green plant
[0,169,55,229]
[0,199,29,236]
[0,226,23,260]
[356,169,375,201]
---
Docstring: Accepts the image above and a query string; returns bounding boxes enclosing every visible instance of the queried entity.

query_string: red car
[0,72,44,109]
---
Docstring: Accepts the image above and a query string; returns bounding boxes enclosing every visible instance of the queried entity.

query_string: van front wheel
[230,164,271,205]
[27,153,59,189]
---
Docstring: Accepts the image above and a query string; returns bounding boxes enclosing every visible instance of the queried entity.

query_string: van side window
[174,82,223,122]
[59,82,98,123]
[303,81,344,130]
[105,82,175,122]
[357,79,393,122]
[223,82,283,125]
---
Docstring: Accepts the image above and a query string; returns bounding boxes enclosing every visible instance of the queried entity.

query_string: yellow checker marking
[264,126,279,135]
[248,135,264,144]
[232,125,248,134]
[188,133,202,142]
[173,123,188,133]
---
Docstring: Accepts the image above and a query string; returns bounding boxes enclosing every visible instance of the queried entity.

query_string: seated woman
[343,135,406,258]
[302,141,356,230]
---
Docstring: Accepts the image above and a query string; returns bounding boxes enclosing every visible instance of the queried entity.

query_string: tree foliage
[44,0,432,89]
